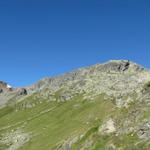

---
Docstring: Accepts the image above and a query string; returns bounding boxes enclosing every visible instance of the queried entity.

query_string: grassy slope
[1,93,150,150]
[0,94,114,150]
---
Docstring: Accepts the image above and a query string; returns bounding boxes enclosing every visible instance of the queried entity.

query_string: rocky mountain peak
[97,60,144,72]
[1,60,150,150]
[0,81,13,93]
[25,60,145,94]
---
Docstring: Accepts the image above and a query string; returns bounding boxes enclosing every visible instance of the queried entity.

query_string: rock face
[99,60,143,72]
[99,118,116,134]
[0,81,13,94]
[18,88,28,96]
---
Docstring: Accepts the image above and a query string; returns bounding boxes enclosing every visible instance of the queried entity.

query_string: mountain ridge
[1,60,150,150]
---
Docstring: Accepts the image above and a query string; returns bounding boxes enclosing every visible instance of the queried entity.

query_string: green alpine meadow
[1,60,150,150]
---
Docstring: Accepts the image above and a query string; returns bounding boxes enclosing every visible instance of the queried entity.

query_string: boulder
[18,88,28,96]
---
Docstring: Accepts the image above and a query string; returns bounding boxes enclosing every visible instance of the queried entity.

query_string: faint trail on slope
[0,106,57,131]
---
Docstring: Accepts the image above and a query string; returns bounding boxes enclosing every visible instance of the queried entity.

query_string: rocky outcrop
[0,81,13,94]
[99,118,116,134]
[0,129,30,150]
[18,88,28,96]
[0,89,3,93]
[99,60,144,72]
[137,121,150,139]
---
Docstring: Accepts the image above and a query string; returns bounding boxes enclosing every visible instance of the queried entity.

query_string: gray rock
[137,121,150,139]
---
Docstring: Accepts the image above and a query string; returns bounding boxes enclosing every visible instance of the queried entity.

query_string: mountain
[0,81,13,93]
[1,60,150,150]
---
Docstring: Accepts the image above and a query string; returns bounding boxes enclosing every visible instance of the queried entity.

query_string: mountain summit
[1,60,150,150]
[100,60,143,72]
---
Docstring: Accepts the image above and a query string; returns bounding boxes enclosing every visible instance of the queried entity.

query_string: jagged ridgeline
[1,60,150,150]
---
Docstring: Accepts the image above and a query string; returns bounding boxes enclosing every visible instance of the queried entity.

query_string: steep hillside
[1,60,150,150]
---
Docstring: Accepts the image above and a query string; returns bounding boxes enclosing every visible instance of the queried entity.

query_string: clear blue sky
[0,0,150,87]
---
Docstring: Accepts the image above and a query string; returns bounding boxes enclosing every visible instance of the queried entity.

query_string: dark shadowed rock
[18,88,28,96]
[0,89,3,93]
